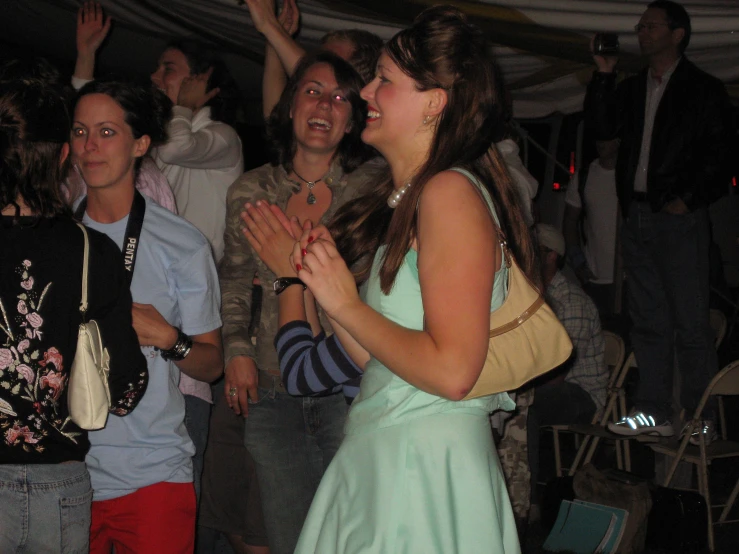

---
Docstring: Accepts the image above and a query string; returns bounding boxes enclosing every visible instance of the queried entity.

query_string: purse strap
[448,167,511,268]
[76,223,90,319]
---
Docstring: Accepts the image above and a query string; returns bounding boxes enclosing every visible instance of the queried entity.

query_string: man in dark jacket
[585,1,734,442]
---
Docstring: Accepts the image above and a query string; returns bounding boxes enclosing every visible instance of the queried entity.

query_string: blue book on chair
[543,499,618,553]
[573,500,628,553]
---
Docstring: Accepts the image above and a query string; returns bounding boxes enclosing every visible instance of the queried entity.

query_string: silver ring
[229,387,238,397]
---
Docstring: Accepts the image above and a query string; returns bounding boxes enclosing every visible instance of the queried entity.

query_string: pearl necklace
[387,182,412,208]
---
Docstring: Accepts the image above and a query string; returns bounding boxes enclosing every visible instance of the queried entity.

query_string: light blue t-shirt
[82,197,222,501]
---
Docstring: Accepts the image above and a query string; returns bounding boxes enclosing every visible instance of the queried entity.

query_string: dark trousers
[622,202,717,421]
[528,380,596,497]
[243,386,347,554]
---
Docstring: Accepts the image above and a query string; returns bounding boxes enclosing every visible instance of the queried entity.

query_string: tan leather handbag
[67,223,112,430]
[463,234,573,399]
[450,168,573,400]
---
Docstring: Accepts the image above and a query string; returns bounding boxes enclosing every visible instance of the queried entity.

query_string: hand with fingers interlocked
[292,228,359,321]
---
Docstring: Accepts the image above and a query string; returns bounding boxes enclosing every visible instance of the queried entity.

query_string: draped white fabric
[3,0,737,119]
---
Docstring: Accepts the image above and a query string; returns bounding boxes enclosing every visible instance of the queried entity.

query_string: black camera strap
[74,190,146,287]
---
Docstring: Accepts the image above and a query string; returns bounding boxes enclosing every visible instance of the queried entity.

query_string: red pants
[90,481,196,554]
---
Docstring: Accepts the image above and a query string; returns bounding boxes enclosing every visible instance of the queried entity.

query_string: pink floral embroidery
[4,423,40,446]
[39,370,65,401]
[0,349,12,370]
[39,347,63,371]
[1,260,74,450]
[16,364,34,384]
[26,313,43,329]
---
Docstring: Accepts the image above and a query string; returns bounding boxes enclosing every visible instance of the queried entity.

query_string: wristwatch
[273,277,306,295]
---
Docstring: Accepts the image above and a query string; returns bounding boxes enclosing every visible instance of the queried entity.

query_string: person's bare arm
[245,0,305,118]
[74,1,111,81]
[295,171,499,400]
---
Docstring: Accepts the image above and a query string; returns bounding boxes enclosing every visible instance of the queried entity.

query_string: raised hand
[278,0,300,36]
[590,34,618,73]
[241,201,302,276]
[244,0,278,35]
[76,1,112,58]
[177,67,219,111]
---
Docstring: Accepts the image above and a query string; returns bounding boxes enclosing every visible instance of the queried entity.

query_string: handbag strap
[76,223,90,318]
[448,167,510,267]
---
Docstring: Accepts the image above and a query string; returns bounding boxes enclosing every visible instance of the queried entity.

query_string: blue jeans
[622,203,717,421]
[244,384,347,554]
[0,461,92,553]
[184,394,211,503]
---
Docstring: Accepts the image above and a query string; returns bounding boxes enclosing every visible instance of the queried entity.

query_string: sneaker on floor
[681,420,717,446]
[607,411,675,437]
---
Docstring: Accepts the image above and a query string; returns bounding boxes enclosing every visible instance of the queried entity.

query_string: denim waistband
[0,462,88,491]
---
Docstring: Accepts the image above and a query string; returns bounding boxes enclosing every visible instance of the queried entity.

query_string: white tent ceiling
[2,0,738,121]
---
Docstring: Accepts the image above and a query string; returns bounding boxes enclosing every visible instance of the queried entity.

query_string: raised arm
[295,170,500,400]
[245,0,304,118]
[73,1,111,82]
[584,35,622,142]
[155,74,242,169]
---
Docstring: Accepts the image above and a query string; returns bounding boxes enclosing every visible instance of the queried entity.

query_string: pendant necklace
[292,169,330,205]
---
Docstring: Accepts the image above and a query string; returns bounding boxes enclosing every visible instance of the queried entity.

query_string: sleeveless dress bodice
[345,246,515,436]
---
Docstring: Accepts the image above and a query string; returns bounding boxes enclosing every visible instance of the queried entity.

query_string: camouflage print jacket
[220,160,384,374]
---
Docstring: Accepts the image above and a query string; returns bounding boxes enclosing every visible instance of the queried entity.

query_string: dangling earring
[423,115,431,125]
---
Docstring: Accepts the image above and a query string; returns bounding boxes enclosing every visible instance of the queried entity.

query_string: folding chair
[650,360,739,552]
[549,331,628,477]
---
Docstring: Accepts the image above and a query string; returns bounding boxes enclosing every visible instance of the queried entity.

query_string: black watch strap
[273,277,306,295]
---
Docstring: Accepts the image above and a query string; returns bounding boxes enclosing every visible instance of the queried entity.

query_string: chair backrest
[709,308,727,349]
[691,360,739,421]
[708,360,739,397]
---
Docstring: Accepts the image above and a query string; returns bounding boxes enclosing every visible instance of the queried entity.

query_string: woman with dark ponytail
[289,6,527,552]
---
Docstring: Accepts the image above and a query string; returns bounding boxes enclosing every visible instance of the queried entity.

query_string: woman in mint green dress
[290,6,538,553]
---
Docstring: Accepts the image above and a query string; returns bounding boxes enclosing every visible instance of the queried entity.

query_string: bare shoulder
[419,169,490,217]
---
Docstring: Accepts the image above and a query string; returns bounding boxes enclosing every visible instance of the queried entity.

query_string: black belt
[632,191,649,202]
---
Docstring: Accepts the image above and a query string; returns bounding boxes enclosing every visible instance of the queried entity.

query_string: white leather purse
[67,223,112,430]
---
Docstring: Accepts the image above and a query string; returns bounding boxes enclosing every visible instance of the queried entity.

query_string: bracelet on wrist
[158,327,193,361]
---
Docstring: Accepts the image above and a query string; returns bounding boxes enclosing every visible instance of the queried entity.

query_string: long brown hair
[330,6,538,293]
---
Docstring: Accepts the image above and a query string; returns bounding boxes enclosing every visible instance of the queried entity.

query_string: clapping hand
[292,228,359,320]
[241,202,304,276]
